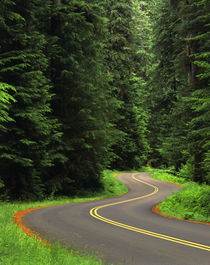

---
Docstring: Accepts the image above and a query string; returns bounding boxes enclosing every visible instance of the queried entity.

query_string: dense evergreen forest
[0,0,209,200]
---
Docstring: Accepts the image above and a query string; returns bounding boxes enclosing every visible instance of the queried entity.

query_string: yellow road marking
[89,173,210,252]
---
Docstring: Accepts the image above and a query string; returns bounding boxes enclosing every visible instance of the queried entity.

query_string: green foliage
[146,0,190,169]
[183,1,210,183]
[101,170,128,196]
[1,0,208,201]
[1,0,132,200]
[0,82,16,126]
[49,0,121,195]
[151,169,210,223]
[176,161,195,181]
[147,0,210,183]
[0,0,64,200]
[186,0,210,184]
[158,182,210,222]
[150,171,186,185]
[104,0,150,170]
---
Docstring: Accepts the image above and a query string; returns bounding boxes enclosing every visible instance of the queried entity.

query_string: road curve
[24,173,210,265]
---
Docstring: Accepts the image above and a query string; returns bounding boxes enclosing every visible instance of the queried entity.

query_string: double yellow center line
[90,173,210,252]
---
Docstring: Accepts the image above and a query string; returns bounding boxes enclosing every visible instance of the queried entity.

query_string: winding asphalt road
[24,173,210,265]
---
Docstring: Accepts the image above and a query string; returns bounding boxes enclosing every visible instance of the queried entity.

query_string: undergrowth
[150,171,186,185]
[149,170,210,223]
[158,182,210,222]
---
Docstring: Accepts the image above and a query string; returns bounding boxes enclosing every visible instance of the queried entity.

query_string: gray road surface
[24,173,210,265]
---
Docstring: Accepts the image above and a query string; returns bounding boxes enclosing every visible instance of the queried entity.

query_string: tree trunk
[54,0,61,4]
[187,34,196,89]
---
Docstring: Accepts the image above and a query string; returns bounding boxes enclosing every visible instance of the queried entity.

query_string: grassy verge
[149,169,210,223]
[0,170,127,265]
[149,170,186,185]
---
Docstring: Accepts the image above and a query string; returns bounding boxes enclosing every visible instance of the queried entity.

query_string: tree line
[147,0,210,184]
[0,0,209,200]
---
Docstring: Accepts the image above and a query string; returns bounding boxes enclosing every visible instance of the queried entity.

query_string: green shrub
[151,171,186,184]
[158,182,210,222]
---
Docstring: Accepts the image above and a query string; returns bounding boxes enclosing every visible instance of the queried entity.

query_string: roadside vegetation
[0,170,127,265]
[148,169,210,223]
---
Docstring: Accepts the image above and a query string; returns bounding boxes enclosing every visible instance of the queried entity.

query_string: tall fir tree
[103,0,150,170]
[0,0,63,200]
[147,0,190,169]
[147,0,210,183]
[50,0,119,194]
[0,82,16,128]
[184,0,210,183]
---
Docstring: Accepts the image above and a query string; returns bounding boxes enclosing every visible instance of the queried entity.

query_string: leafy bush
[151,171,186,184]
[101,170,128,196]
[176,161,195,181]
[159,182,210,222]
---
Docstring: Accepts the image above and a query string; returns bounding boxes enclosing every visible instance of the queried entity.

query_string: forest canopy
[0,0,209,200]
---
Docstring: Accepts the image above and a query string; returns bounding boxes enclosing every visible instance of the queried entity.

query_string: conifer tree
[147,0,210,183]
[103,0,150,170]
[162,0,210,182]
[0,0,63,200]
[147,0,192,169]
[185,0,210,183]
[0,82,16,193]
[50,0,119,194]
[0,1,16,127]
[0,82,16,128]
